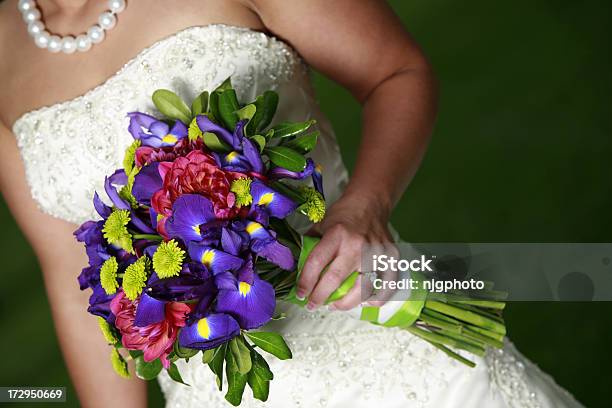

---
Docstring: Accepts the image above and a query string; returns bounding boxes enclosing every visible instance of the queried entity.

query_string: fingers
[330,274,375,311]
[365,242,400,307]
[296,233,338,300]
[307,251,360,310]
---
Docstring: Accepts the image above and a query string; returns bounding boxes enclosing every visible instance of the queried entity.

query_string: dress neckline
[11,24,295,132]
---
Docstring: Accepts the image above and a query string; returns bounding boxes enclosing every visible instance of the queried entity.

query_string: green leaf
[202,348,216,364]
[236,104,256,122]
[134,356,163,380]
[208,91,221,124]
[248,370,270,402]
[264,146,307,172]
[251,135,266,152]
[247,91,279,135]
[167,362,190,386]
[214,77,233,93]
[271,120,316,139]
[269,181,308,204]
[191,90,209,117]
[218,89,240,130]
[283,131,320,153]
[203,132,232,152]
[245,332,293,360]
[250,350,274,381]
[265,129,275,139]
[247,351,273,402]
[152,89,192,124]
[225,351,248,406]
[209,344,227,391]
[173,341,199,359]
[128,349,144,359]
[229,336,252,375]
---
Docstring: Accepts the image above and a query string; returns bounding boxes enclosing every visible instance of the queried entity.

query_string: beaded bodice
[12,25,347,226]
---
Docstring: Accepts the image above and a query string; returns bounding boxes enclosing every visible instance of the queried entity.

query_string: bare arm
[0,124,147,408]
[251,0,437,309]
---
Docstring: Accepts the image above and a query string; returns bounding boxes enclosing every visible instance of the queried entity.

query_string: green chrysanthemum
[103,209,134,253]
[188,118,203,141]
[98,316,118,344]
[153,240,186,278]
[122,257,150,301]
[300,187,326,223]
[100,256,119,295]
[110,348,130,379]
[123,139,141,176]
[119,166,140,208]
[230,178,253,207]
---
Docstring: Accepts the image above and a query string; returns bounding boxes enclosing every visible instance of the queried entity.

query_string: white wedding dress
[13,25,582,408]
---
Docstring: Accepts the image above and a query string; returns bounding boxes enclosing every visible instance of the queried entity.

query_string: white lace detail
[13,24,581,408]
[12,25,308,225]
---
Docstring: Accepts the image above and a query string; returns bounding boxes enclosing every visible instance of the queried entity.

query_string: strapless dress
[12,25,582,408]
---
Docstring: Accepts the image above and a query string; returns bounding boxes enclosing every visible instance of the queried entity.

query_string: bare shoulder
[0,1,20,46]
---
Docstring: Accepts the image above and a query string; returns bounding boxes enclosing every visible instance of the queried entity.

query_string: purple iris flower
[104,170,130,210]
[88,284,115,323]
[134,293,167,327]
[215,258,276,330]
[93,192,112,219]
[221,227,246,256]
[128,112,187,148]
[146,275,212,302]
[313,163,324,198]
[199,117,264,174]
[242,220,295,270]
[269,159,325,197]
[132,162,163,206]
[178,313,241,350]
[249,179,297,219]
[268,159,314,181]
[166,195,216,244]
[188,242,244,274]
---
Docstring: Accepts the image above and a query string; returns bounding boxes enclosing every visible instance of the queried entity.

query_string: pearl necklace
[18,0,127,54]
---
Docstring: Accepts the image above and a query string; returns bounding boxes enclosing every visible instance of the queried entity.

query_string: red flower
[110,290,191,368]
[152,150,245,222]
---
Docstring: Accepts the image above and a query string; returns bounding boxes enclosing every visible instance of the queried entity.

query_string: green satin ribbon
[285,236,426,328]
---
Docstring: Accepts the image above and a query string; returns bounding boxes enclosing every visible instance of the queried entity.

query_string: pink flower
[110,290,191,368]
[151,150,245,221]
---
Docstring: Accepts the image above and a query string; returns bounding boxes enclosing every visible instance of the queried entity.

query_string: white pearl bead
[87,25,105,44]
[98,12,116,30]
[34,30,50,48]
[61,36,77,54]
[18,0,35,13]
[47,35,62,53]
[76,35,92,52]
[22,8,41,23]
[108,0,126,13]
[27,20,44,37]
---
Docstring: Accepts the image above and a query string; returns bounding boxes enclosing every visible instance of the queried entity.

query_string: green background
[1,0,611,406]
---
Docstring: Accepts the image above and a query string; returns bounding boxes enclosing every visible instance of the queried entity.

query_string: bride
[0,0,582,407]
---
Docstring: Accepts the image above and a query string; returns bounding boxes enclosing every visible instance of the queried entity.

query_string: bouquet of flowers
[75,78,507,405]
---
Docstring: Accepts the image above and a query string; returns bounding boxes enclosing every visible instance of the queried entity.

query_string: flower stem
[425,300,506,335]
[424,340,476,368]
[132,234,163,241]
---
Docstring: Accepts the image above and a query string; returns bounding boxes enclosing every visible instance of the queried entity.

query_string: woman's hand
[296,190,394,311]
[252,0,437,310]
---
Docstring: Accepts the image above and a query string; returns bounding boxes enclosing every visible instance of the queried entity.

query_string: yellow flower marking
[239,281,252,297]
[162,134,178,144]
[257,192,274,206]
[201,249,215,267]
[246,221,263,236]
[197,318,211,339]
